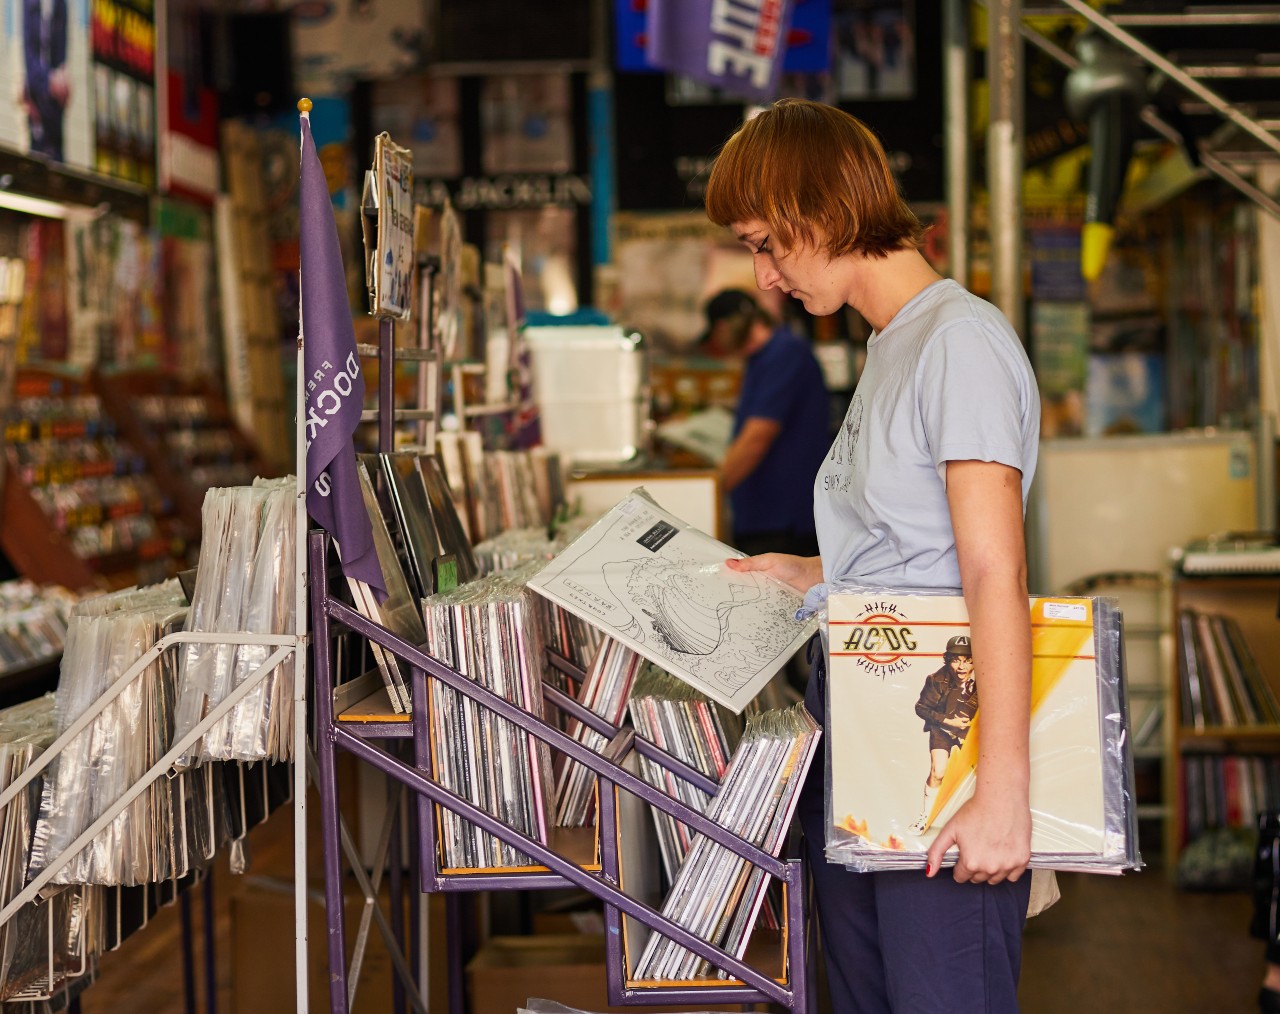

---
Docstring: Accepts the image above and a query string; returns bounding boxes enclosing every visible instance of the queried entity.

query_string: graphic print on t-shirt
[822,394,862,493]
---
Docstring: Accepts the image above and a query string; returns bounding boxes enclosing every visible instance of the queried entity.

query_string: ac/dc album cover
[826,591,1137,872]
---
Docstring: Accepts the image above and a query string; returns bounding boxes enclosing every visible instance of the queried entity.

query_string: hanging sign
[641,0,795,100]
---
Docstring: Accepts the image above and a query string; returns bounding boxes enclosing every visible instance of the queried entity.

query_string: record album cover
[528,489,815,714]
[826,591,1134,871]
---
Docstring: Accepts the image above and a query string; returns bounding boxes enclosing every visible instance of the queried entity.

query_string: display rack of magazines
[310,485,825,1012]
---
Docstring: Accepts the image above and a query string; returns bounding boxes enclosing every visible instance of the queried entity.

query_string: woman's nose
[754,256,781,290]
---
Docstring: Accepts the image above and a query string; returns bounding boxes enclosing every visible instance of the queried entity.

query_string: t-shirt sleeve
[917,321,1031,475]
[738,341,811,426]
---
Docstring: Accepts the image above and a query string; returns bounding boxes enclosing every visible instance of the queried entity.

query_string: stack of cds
[0,695,102,1001]
[631,704,820,980]
[823,590,1142,874]
[422,564,555,869]
[627,665,742,881]
[174,477,296,765]
[29,581,225,886]
[554,638,643,828]
[0,581,75,675]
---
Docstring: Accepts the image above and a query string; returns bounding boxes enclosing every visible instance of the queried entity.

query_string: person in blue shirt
[701,288,829,560]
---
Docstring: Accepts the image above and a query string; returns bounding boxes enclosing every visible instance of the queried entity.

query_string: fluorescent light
[0,191,70,219]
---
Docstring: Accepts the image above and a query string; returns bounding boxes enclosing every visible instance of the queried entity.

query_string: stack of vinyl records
[29,581,226,886]
[474,527,559,577]
[539,598,604,674]
[0,581,76,675]
[554,638,643,828]
[1177,607,1280,730]
[174,477,296,765]
[421,563,555,869]
[472,515,593,577]
[436,433,563,545]
[346,452,481,714]
[631,703,820,980]
[0,694,102,1000]
[627,664,742,881]
[823,591,1142,874]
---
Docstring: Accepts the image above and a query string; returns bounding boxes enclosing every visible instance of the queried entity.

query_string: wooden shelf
[1168,573,1280,867]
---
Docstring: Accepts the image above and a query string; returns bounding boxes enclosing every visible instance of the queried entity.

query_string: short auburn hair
[705,99,924,260]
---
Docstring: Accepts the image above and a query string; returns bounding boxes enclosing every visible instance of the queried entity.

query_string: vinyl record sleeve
[825,591,1133,870]
[528,489,815,714]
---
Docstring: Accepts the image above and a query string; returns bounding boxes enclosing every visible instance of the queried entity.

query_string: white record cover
[528,489,815,714]
[827,592,1113,864]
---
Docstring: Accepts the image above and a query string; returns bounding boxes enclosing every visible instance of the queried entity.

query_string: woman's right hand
[725,553,822,595]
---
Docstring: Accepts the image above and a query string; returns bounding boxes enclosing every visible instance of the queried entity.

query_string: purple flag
[299,114,387,599]
[645,0,795,101]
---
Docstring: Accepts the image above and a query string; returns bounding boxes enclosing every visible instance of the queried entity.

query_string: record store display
[824,590,1142,874]
[630,703,820,980]
[174,477,296,765]
[421,563,555,869]
[627,663,742,881]
[28,581,225,886]
[0,695,102,1001]
[554,638,643,828]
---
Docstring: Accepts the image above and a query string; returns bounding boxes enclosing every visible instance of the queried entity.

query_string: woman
[708,99,1040,1012]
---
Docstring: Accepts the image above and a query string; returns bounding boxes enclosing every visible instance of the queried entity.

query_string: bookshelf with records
[1171,572,1280,867]
[0,369,193,592]
[316,470,820,1004]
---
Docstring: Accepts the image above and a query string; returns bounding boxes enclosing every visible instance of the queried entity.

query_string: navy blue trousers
[800,646,1031,1013]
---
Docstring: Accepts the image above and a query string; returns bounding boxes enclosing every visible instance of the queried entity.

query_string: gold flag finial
[297,98,313,112]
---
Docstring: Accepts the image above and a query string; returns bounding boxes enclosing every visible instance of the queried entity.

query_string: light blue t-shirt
[813,279,1040,593]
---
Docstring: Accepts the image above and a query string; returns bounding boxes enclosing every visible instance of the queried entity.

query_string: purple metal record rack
[310,528,811,1013]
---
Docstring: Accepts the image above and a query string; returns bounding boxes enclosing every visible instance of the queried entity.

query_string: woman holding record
[710,99,1040,1012]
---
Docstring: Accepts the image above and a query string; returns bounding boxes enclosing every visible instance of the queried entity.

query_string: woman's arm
[725,553,823,595]
[925,459,1032,884]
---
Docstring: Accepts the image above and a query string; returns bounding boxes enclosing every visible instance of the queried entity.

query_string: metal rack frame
[310,529,809,1013]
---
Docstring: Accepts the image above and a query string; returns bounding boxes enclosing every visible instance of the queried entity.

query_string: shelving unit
[0,369,191,590]
[311,558,808,1013]
[1167,572,1280,869]
[95,368,270,534]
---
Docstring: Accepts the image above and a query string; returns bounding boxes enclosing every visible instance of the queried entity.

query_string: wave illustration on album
[643,574,762,655]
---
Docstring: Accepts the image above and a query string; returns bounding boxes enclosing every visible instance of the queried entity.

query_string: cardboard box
[467,935,744,1014]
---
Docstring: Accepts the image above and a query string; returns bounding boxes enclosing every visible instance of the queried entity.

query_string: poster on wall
[832,0,914,100]
[371,74,462,180]
[0,0,94,168]
[614,211,781,352]
[291,0,423,93]
[480,74,573,176]
[159,0,219,203]
[91,0,156,186]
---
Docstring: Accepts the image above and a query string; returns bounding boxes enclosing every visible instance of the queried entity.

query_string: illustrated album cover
[527,489,816,714]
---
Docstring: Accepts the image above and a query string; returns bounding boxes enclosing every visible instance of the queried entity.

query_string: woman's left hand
[924,790,1031,884]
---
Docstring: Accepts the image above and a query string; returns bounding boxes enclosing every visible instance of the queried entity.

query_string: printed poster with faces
[826,591,1123,869]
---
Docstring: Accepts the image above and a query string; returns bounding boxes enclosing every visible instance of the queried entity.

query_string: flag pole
[294,95,313,1014]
